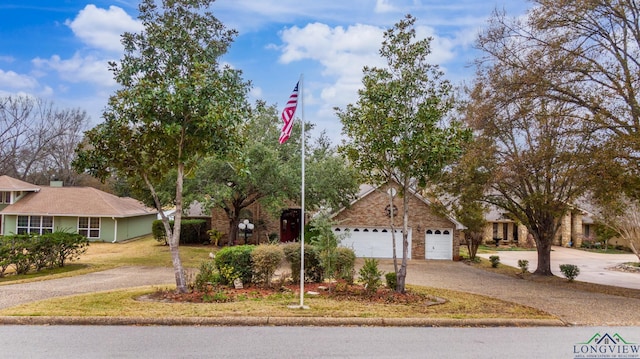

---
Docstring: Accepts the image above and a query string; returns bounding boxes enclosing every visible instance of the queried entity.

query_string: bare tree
[0,96,89,184]
[592,195,640,261]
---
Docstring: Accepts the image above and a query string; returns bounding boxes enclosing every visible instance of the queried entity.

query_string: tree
[0,95,89,185]
[186,102,296,245]
[186,102,359,245]
[337,15,470,293]
[74,0,250,293]
[430,137,492,261]
[592,195,640,261]
[469,28,599,274]
[480,1,640,210]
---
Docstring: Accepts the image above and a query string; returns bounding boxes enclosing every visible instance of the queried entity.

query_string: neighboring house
[482,204,594,248]
[331,182,465,260]
[0,175,157,242]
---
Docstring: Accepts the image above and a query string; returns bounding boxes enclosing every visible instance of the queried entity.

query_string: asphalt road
[1,326,639,359]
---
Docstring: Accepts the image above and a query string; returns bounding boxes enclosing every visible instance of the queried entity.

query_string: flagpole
[299,73,306,308]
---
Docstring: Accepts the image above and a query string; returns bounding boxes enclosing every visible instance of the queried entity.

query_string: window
[0,191,10,204]
[17,216,53,235]
[78,217,100,238]
[503,223,509,241]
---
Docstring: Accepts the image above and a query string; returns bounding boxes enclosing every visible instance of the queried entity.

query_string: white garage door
[425,229,453,260]
[334,227,411,259]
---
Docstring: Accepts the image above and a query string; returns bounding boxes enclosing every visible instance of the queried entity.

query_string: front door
[280,208,301,242]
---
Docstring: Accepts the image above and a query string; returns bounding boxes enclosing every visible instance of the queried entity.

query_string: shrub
[49,231,89,268]
[489,255,500,268]
[214,245,254,285]
[152,220,167,244]
[334,247,356,283]
[517,259,529,275]
[307,214,340,279]
[6,234,33,275]
[180,219,208,244]
[282,242,323,283]
[251,244,284,287]
[559,264,580,282]
[192,260,221,292]
[31,233,56,271]
[0,238,10,277]
[358,258,383,293]
[207,229,223,246]
[385,272,397,290]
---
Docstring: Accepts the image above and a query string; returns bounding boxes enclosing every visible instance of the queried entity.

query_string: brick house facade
[332,182,464,260]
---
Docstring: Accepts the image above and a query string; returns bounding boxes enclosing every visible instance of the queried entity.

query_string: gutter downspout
[112,217,118,243]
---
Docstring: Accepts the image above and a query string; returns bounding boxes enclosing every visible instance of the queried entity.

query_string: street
[1,326,639,359]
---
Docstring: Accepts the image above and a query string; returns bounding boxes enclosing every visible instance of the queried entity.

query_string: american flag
[279,81,299,144]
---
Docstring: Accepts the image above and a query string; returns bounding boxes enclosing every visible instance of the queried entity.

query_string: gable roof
[0,186,157,218]
[333,181,466,230]
[0,175,41,192]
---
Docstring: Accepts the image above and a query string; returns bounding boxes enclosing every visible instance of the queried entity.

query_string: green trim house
[0,175,157,242]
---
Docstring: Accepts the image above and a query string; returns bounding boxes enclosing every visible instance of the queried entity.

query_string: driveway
[477,246,640,289]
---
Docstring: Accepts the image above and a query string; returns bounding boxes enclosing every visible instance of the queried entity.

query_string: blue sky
[0,1,531,143]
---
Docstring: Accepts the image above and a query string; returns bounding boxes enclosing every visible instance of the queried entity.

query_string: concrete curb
[0,316,567,327]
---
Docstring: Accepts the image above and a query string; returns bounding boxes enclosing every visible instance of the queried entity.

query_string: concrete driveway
[477,246,640,289]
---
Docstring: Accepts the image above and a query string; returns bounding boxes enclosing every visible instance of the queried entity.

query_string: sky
[0,0,533,143]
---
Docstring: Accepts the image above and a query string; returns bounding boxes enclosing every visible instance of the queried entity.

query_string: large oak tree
[186,102,359,245]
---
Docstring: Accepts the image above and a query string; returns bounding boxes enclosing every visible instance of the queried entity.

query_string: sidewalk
[477,246,640,290]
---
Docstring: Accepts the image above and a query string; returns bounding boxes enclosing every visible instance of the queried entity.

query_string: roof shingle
[0,186,156,218]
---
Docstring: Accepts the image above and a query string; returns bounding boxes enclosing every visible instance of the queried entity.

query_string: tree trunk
[396,178,410,293]
[170,162,187,293]
[227,215,240,246]
[534,237,553,275]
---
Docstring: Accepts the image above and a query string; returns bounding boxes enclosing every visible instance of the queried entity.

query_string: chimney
[50,180,63,187]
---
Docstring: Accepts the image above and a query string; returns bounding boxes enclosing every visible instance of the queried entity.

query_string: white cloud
[0,69,38,90]
[374,0,397,13]
[65,4,142,52]
[32,53,116,88]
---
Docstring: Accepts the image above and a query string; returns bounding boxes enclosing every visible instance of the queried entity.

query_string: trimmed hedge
[251,244,284,287]
[152,219,208,245]
[282,242,323,283]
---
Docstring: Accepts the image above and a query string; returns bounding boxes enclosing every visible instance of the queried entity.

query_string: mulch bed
[142,281,444,306]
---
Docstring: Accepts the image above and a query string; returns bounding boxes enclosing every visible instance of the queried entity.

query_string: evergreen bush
[559,264,580,282]
[358,258,383,293]
[214,245,254,285]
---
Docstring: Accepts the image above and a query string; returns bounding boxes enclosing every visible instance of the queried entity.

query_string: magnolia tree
[74,0,250,293]
[337,15,470,293]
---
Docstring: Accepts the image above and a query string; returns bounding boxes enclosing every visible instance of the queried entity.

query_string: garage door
[425,229,453,260]
[334,227,411,259]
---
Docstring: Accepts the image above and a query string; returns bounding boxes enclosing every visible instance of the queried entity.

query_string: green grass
[0,236,216,284]
[477,244,536,253]
[0,285,555,320]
